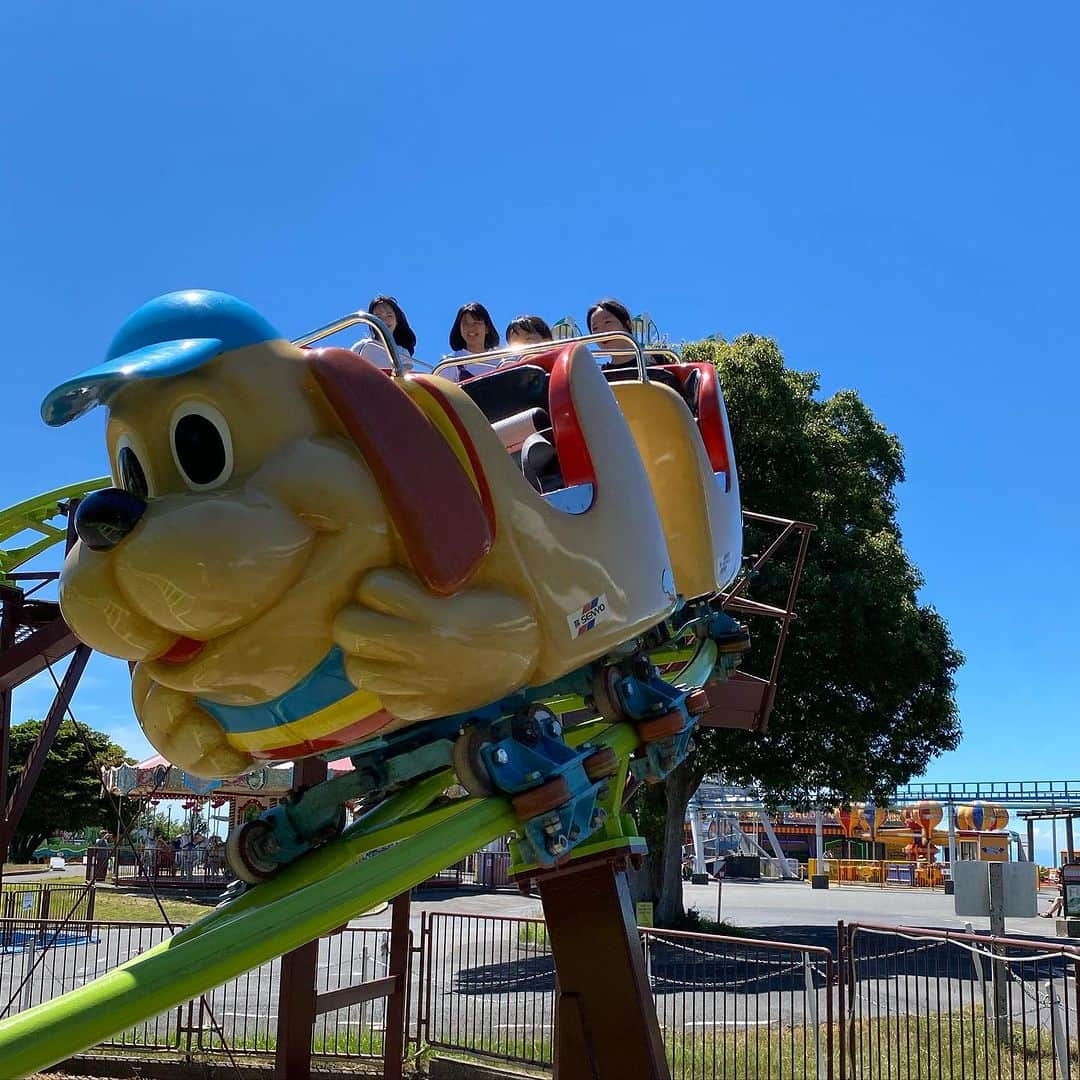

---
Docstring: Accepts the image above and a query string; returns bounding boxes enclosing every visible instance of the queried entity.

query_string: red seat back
[655,363,732,488]
[473,347,596,489]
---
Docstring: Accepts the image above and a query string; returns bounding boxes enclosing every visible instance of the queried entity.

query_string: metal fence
[840,921,1080,1078]
[0,919,176,1048]
[646,927,833,1080]
[0,918,393,1062]
[422,912,833,1078]
[422,911,555,1067]
[111,844,232,887]
[809,859,946,889]
[5,909,1079,1078]
[418,850,514,891]
[0,881,95,921]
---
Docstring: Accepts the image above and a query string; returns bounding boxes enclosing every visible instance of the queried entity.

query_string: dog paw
[333,568,540,719]
[133,667,257,779]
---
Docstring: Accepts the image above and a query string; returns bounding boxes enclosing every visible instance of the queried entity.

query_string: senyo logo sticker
[567,594,609,639]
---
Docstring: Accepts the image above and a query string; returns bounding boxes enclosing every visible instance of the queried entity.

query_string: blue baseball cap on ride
[41,289,282,426]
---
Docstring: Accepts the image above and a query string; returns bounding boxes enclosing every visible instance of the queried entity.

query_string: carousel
[97,757,355,888]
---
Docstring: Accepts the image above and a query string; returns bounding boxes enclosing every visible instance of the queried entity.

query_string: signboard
[1063,864,1080,918]
[635,902,654,928]
[20,893,34,913]
[953,861,1038,917]
[978,835,1009,862]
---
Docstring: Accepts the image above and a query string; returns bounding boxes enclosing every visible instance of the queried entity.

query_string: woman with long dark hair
[353,294,418,370]
[586,297,636,367]
[444,301,500,382]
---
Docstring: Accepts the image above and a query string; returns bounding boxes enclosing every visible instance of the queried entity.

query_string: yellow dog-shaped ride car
[44,291,742,786]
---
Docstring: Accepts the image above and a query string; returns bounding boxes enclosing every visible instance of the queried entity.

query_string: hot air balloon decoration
[903,801,943,863]
[861,800,888,839]
[956,801,1009,833]
[834,805,862,838]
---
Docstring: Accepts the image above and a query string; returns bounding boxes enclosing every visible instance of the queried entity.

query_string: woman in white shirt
[353,295,418,371]
[444,302,501,382]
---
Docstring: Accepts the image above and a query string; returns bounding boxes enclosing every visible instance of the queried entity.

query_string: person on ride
[505,315,553,353]
[352,295,418,371]
[586,298,637,368]
[446,301,500,382]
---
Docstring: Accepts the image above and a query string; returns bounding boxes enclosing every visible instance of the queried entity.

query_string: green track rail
[0,478,109,581]
[0,720,646,1078]
[0,480,721,1076]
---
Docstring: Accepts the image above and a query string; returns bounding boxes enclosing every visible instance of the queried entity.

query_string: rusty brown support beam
[742,509,806,527]
[315,975,400,1016]
[382,891,412,1080]
[723,520,798,602]
[274,936,319,1080]
[274,755,329,1080]
[722,595,796,620]
[759,522,814,729]
[697,671,770,731]
[0,614,79,692]
[530,848,670,1080]
[2,643,92,849]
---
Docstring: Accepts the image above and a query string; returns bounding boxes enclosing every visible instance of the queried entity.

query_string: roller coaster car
[42,292,748,881]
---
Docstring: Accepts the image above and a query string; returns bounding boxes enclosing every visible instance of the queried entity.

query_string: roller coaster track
[0,478,794,1076]
[0,718,646,1077]
[0,478,109,583]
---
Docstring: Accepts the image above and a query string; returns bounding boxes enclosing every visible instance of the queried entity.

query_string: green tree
[636,334,963,924]
[5,719,131,863]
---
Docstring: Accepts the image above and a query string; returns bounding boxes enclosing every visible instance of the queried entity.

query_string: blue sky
[2,4,1078,857]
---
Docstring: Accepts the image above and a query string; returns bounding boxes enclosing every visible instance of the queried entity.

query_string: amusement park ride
[0,291,811,1079]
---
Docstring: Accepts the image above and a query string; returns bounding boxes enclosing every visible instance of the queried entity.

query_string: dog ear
[310,348,492,596]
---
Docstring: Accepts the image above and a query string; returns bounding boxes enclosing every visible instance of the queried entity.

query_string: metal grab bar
[433,330,650,383]
[292,311,415,377]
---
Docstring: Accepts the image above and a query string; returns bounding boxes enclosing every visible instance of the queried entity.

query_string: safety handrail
[292,311,416,377]
[433,330,649,383]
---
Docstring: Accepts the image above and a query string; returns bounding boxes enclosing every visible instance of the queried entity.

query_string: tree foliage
[636,334,963,923]
[4,719,130,863]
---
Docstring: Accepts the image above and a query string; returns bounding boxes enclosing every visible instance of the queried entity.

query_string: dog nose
[74,488,147,551]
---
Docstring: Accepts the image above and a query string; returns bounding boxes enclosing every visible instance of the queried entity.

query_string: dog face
[60,340,394,704]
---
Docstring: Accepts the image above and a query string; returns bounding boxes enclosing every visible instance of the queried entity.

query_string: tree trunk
[654,763,698,926]
[10,834,46,864]
[625,761,706,927]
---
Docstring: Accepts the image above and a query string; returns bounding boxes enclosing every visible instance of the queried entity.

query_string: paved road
[2,879,1074,1064]
[684,877,1066,939]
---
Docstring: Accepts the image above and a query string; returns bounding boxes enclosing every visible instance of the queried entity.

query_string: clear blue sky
[3,5,1078,845]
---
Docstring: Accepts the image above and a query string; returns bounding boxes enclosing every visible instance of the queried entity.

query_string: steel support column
[1067,817,1076,863]
[529,848,670,1080]
[274,756,329,1080]
[1028,819,1036,866]
[382,891,411,1080]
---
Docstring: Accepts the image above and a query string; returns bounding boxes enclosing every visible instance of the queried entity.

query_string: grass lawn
[443,1008,1079,1078]
[90,887,221,925]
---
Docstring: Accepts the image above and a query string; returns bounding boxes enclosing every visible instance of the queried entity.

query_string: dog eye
[117,443,149,498]
[170,403,234,491]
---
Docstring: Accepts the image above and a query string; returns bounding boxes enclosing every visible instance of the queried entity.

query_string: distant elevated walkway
[696,778,1080,811]
[895,780,1080,808]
